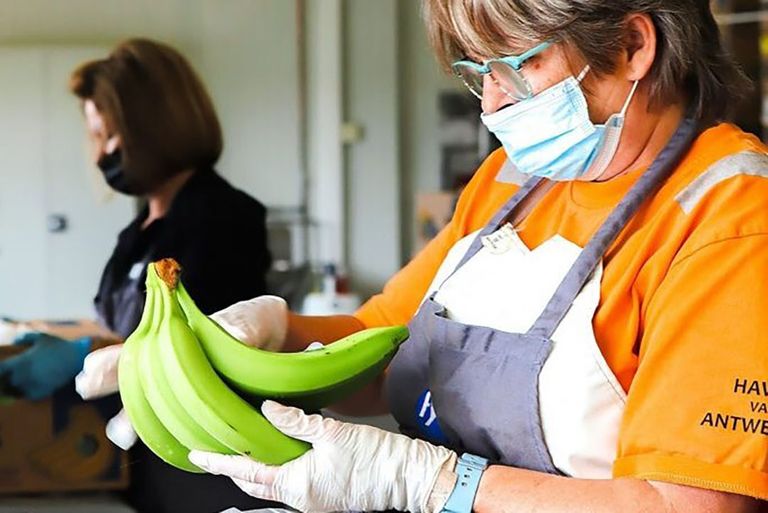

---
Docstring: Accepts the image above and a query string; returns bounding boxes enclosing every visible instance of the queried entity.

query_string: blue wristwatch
[440,453,489,513]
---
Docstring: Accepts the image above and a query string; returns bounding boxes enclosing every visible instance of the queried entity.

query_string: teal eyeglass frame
[451,41,552,100]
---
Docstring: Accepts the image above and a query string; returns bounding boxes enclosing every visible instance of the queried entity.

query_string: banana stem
[154,259,181,289]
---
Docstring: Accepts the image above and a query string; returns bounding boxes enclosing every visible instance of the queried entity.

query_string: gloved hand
[0,332,91,400]
[189,401,458,513]
[75,343,123,399]
[106,408,139,450]
[210,295,288,352]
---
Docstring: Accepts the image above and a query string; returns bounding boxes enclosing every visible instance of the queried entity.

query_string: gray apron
[385,116,699,474]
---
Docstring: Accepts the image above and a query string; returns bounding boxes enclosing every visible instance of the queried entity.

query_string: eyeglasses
[451,41,552,101]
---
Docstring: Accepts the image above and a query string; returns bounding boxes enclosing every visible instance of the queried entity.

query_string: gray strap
[528,116,700,338]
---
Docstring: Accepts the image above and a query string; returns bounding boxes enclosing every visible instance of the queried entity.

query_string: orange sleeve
[614,234,768,500]
[355,149,512,328]
[353,218,460,327]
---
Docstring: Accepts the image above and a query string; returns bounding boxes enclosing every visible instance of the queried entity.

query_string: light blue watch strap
[440,453,489,513]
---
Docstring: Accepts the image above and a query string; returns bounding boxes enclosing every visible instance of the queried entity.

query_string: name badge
[128,262,146,281]
[481,223,517,255]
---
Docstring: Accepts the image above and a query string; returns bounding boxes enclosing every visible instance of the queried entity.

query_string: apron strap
[528,116,700,338]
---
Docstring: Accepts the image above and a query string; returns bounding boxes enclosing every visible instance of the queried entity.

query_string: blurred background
[0,0,486,322]
[0,0,766,511]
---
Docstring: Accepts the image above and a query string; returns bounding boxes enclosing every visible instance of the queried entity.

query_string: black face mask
[97,149,148,196]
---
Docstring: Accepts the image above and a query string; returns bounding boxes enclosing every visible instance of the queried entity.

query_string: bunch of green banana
[119,259,409,472]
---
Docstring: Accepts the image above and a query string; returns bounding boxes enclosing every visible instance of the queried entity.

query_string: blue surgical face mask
[481,67,639,181]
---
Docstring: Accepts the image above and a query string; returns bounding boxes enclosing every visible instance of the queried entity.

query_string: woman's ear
[624,13,657,81]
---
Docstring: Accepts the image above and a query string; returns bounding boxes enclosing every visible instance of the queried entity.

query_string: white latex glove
[189,401,458,513]
[74,345,139,451]
[0,319,20,345]
[106,408,138,450]
[75,343,123,399]
[210,295,288,352]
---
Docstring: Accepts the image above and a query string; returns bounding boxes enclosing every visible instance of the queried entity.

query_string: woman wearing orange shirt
[82,1,768,512]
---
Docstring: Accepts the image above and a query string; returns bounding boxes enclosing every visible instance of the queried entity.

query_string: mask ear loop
[576,65,591,83]
[580,79,641,182]
[619,80,640,116]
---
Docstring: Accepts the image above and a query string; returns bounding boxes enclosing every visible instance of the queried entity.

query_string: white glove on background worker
[190,401,458,513]
[105,407,139,450]
[75,343,123,399]
[75,295,289,399]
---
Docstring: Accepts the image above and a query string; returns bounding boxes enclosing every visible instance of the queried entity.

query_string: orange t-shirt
[356,123,768,499]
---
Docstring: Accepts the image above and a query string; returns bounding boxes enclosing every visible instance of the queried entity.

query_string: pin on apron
[386,117,699,478]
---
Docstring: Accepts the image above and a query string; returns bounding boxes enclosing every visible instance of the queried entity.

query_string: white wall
[0,0,302,208]
[305,0,344,268]
[398,0,462,259]
[197,0,302,208]
[331,0,460,297]
[0,46,135,319]
[299,0,464,297]
[344,0,401,297]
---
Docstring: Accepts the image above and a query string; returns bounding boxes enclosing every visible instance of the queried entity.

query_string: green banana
[176,282,409,409]
[149,262,310,464]
[118,285,201,473]
[137,286,232,454]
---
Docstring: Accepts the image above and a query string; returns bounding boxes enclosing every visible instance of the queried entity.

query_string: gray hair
[423,0,751,124]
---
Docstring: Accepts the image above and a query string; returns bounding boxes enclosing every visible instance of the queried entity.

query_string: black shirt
[94,170,275,513]
[95,169,271,338]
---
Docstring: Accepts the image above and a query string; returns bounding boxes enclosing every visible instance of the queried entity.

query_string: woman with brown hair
[72,38,273,340]
[0,38,274,512]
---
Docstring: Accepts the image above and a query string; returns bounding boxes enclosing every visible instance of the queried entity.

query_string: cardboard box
[0,322,128,494]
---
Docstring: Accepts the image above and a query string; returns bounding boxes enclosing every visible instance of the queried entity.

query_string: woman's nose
[481,73,514,114]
